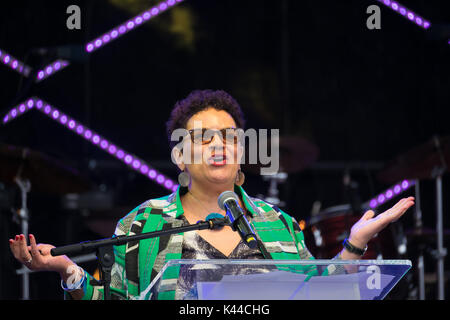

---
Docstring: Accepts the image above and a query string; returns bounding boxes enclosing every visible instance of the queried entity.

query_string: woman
[9,90,415,300]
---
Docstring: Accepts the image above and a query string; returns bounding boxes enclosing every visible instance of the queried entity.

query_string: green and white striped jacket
[77,185,342,300]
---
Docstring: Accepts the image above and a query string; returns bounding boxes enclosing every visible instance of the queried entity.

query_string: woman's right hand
[9,234,76,278]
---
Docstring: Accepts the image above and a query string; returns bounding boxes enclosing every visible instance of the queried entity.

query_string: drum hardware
[378,135,449,300]
[258,171,288,207]
[0,143,92,299]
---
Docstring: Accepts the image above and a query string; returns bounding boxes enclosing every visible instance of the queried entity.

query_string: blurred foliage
[108,0,196,51]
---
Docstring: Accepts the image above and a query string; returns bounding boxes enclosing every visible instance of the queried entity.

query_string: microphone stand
[51,218,228,300]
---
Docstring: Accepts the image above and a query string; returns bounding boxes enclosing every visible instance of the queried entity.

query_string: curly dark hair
[166,89,246,149]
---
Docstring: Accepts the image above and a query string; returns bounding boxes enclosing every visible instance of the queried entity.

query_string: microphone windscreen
[218,191,239,210]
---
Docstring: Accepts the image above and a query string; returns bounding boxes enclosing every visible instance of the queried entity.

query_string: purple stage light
[132,160,141,169]
[156,174,165,184]
[100,140,109,149]
[369,199,378,209]
[401,180,409,189]
[85,0,185,53]
[140,165,149,174]
[35,60,70,83]
[364,180,415,210]
[376,0,431,30]
[1,97,177,191]
[0,48,32,77]
[149,169,157,179]
[386,189,394,199]
[76,125,84,135]
[108,145,117,155]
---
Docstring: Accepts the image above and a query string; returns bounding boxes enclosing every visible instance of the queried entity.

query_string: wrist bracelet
[61,268,86,292]
[343,238,367,256]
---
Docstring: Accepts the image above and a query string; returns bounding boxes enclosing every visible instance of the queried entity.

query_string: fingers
[9,234,32,265]
[29,234,44,265]
[361,210,375,221]
[382,197,415,223]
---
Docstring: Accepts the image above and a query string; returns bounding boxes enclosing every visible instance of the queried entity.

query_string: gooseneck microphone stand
[51,218,228,300]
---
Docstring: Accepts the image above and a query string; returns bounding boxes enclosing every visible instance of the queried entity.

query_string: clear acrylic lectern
[138,259,411,300]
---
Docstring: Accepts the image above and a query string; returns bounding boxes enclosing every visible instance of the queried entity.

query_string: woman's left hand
[348,197,415,249]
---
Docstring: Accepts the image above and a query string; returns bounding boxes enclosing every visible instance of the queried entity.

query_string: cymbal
[0,143,92,194]
[377,136,450,184]
[242,135,319,174]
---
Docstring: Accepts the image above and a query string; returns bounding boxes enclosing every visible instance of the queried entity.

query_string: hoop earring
[235,169,245,186]
[178,170,191,188]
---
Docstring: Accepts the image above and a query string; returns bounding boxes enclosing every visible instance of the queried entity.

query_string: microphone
[218,191,258,249]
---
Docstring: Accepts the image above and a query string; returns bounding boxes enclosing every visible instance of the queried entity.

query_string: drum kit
[253,135,450,300]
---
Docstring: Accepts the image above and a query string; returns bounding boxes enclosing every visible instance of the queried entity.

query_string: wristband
[61,267,86,292]
[343,238,367,256]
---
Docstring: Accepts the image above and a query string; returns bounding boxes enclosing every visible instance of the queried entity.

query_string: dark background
[1,0,449,299]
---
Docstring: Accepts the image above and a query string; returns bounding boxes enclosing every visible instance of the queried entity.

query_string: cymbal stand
[413,179,425,300]
[260,172,288,207]
[431,136,447,300]
[14,176,31,300]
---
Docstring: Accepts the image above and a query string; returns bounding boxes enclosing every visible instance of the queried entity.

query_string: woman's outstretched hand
[348,196,415,249]
[9,234,76,278]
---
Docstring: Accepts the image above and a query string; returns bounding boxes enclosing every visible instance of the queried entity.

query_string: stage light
[367,180,414,209]
[376,0,431,29]
[85,0,185,53]
[0,48,32,77]
[35,60,70,82]
[1,97,178,191]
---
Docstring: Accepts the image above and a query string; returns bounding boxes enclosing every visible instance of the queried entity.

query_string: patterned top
[176,216,270,299]
[72,185,344,300]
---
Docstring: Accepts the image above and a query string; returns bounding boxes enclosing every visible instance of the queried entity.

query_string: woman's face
[180,108,242,188]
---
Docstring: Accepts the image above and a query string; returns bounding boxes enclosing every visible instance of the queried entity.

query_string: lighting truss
[2,97,178,192]
[86,0,185,53]
[0,49,32,77]
[1,0,185,81]
[376,0,431,29]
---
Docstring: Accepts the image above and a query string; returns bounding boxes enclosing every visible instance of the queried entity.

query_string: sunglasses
[187,127,241,145]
